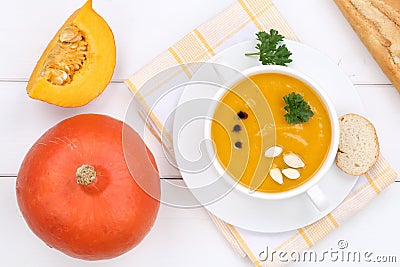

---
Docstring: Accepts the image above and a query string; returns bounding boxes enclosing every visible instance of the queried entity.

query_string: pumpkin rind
[16,114,160,260]
[26,0,116,107]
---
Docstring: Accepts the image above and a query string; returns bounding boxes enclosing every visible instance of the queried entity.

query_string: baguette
[334,0,400,92]
[336,114,379,176]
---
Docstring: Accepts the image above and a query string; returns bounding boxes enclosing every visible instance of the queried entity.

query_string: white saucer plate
[173,40,364,233]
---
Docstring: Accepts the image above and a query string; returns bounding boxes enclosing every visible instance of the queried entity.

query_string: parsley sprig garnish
[245,29,292,66]
[283,92,314,124]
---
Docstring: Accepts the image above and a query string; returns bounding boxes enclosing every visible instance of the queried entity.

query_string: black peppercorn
[234,141,242,149]
[233,124,241,132]
[237,111,248,120]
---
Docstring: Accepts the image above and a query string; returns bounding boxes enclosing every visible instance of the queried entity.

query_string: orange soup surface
[211,73,332,193]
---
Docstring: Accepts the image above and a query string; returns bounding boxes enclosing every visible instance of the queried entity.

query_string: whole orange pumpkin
[16,114,160,260]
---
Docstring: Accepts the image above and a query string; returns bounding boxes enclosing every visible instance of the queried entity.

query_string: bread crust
[334,0,400,92]
[336,113,380,176]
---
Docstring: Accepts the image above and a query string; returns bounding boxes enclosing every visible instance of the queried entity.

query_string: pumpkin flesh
[26,0,116,107]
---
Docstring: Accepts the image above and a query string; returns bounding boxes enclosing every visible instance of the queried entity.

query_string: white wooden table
[1,0,399,266]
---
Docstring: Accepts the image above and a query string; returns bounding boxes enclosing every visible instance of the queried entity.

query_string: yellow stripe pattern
[168,47,192,78]
[238,0,263,31]
[126,80,174,145]
[365,172,381,194]
[327,213,339,228]
[298,228,313,248]
[193,29,215,56]
[228,225,262,267]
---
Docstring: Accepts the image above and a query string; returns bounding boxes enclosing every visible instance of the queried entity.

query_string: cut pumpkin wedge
[26,0,116,107]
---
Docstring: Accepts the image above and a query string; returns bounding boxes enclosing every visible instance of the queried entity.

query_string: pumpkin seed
[282,168,300,179]
[61,70,68,81]
[70,43,79,49]
[283,153,305,168]
[52,75,64,85]
[63,65,70,72]
[264,146,283,158]
[69,35,82,43]
[270,168,283,184]
[59,25,79,42]
[42,24,87,85]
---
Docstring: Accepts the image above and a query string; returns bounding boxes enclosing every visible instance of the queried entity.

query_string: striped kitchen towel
[125,0,398,266]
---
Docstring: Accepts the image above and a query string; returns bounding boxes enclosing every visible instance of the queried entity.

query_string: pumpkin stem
[76,164,96,185]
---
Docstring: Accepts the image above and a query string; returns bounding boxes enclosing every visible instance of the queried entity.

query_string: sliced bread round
[336,113,379,176]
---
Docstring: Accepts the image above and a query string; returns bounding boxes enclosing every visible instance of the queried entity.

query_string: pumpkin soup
[211,73,332,193]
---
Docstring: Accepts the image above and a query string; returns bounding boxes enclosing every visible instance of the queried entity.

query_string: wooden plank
[274,0,392,85]
[1,82,398,177]
[0,82,180,178]
[0,0,234,82]
[0,177,250,266]
[355,84,400,173]
[0,0,398,266]
[0,0,394,85]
